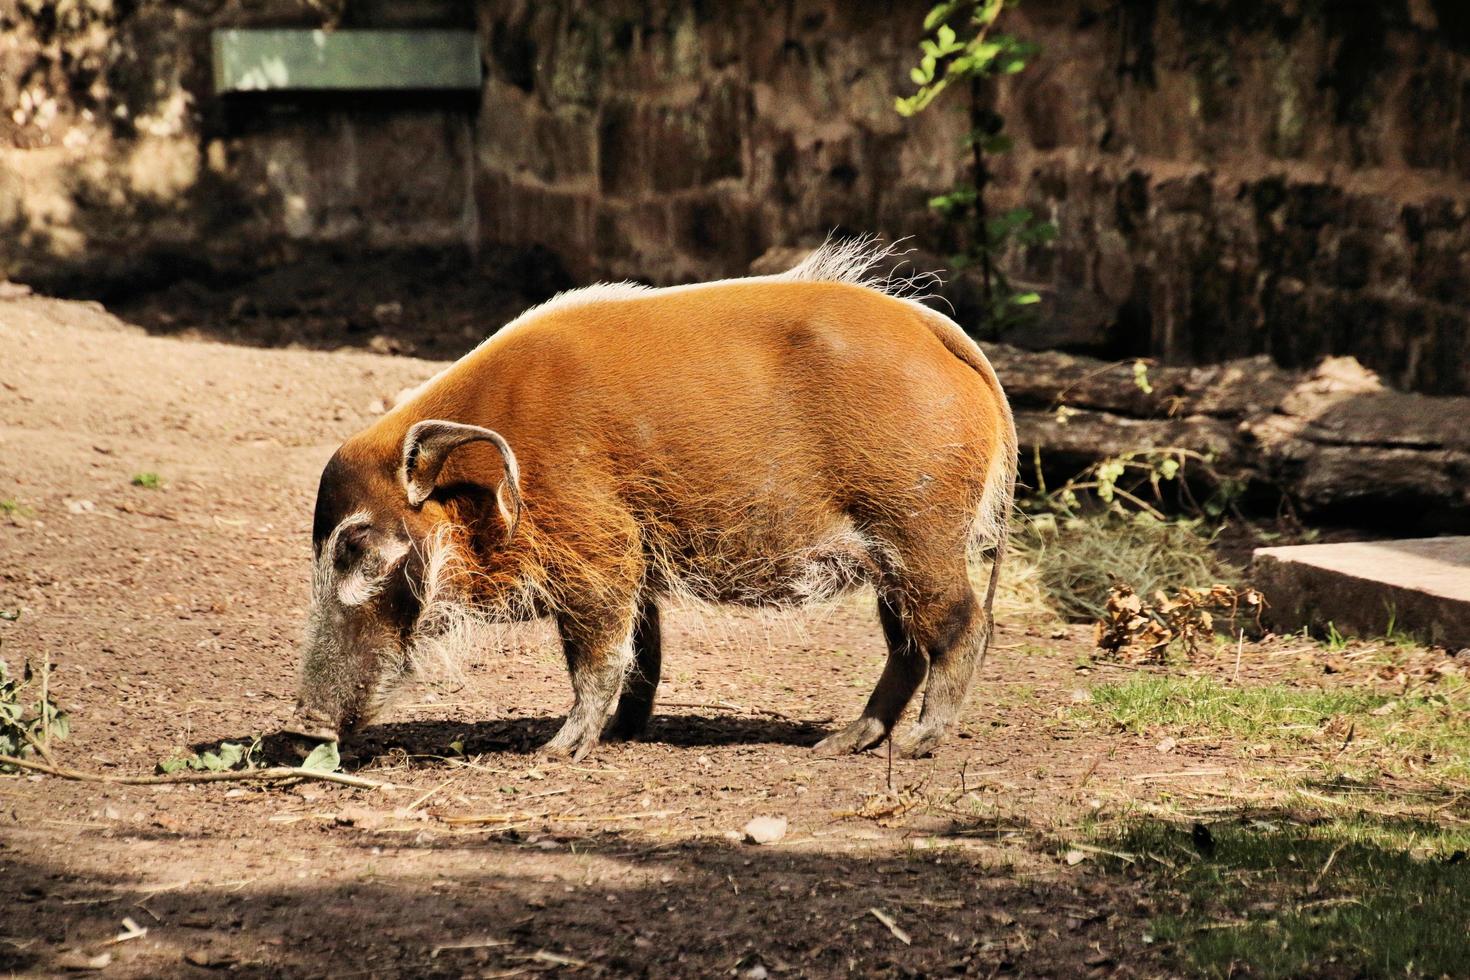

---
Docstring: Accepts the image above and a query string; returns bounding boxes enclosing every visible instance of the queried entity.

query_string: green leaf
[1011,292,1042,306]
[0,610,19,621]
[156,757,188,775]
[924,1,961,31]
[215,742,246,769]
[300,741,341,773]
[1133,360,1155,395]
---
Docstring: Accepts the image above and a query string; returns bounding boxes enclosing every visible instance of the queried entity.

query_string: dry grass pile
[1007,512,1238,623]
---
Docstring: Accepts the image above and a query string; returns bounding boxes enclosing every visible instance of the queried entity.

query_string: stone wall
[0,0,479,294]
[3,0,1468,393]
[477,0,1470,394]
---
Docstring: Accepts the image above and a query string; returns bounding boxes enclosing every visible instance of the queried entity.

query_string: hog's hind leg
[894,582,985,759]
[812,590,927,756]
[605,597,661,740]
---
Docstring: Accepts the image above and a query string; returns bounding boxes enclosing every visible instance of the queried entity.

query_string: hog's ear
[401,419,522,539]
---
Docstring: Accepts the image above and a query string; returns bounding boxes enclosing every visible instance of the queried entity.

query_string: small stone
[742,816,787,845]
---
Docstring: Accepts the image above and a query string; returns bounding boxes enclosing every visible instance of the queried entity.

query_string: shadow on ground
[346,712,832,761]
[0,824,1141,978]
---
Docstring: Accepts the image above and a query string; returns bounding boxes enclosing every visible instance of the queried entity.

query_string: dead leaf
[56,951,111,971]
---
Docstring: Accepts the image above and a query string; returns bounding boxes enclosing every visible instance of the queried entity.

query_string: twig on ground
[886,730,894,791]
[0,753,386,790]
[1308,842,1347,894]
[429,938,511,959]
[867,908,912,945]
[406,777,455,812]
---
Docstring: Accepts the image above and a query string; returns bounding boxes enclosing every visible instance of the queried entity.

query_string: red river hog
[288,238,1017,761]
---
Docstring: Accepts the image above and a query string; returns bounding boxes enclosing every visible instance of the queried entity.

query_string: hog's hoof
[536,740,598,763]
[894,725,945,759]
[539,722,601,762]
[603,702,653,742]
[812,717,888,756]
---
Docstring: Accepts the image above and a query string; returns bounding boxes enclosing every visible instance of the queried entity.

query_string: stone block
[598,87,744,197]
[1253,537,1470,649]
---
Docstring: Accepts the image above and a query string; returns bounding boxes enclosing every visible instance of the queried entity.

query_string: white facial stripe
[318,511,410,608]
[337,570,382,607]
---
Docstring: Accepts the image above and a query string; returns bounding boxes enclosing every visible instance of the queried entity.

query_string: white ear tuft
[400,419,522,539]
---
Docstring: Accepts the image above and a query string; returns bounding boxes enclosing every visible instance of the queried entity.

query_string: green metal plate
[212,29,480,93]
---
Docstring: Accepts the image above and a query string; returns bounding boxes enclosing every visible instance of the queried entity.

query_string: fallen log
[985,346,1470,529]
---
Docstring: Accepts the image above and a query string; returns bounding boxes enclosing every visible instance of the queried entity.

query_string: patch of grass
[1092,817,1470,978]
[1083,674,1470,782]
[1012,512,1236,622]
[0,498,34,517]
[130,472,163,489]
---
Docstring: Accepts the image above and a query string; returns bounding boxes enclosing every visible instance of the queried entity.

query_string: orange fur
[345,280,1010,598]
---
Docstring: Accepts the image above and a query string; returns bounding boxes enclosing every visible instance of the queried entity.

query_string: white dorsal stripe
[473,234,940,352]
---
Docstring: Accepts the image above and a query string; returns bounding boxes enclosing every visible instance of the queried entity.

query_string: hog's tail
[912,303,1018,664]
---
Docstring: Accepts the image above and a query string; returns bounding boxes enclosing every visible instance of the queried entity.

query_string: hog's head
[285,419,520,742]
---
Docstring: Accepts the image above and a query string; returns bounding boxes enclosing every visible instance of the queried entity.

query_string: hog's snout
[284,704,341,743]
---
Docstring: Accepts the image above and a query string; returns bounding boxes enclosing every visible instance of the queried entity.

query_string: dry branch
[0,753,386,790]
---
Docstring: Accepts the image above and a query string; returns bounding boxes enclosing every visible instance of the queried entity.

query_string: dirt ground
[0,292,1383,979]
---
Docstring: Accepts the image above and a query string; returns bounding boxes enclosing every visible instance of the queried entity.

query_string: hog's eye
[332,524,370,572]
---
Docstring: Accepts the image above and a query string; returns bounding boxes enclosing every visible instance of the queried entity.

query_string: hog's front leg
[541,607,635,761]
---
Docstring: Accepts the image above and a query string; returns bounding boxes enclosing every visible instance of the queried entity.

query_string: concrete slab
[1252,536,1470,649]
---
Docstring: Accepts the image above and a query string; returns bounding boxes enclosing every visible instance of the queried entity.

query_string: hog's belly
[643,517,884,607]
